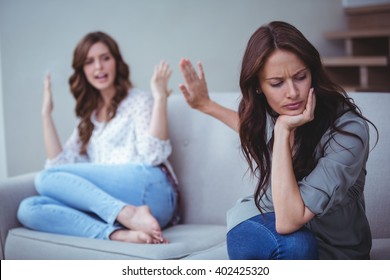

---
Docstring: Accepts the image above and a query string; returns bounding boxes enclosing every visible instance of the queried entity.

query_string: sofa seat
[5,225,228,260]
[371,239,390,260]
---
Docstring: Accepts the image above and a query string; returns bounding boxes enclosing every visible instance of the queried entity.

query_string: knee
[17,196,39,227]
[302,232,319,259]
[34,170,45,193]
[227,215,319,260]
[283,228,319,259]
[227,226,246,259]
[227,220,268,260]
[34,169,54,194]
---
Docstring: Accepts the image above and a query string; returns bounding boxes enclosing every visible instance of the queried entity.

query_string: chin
[95,83,113,91]
[283,109,304,116]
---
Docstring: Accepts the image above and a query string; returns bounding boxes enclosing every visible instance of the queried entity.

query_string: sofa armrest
[0,173,37,259]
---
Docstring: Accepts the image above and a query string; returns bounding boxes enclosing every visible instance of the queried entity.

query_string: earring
[255,88,262,94]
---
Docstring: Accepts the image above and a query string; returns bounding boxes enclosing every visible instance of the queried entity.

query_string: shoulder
[334,110,370,142]
[319,109,370,155]
[128,88,152,102]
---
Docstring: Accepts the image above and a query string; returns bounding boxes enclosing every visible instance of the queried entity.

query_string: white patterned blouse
[45,88,173,169]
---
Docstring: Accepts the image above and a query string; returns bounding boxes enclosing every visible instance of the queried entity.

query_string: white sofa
[0,92,389,259]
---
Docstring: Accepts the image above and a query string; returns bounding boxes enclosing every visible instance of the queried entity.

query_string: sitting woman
[178,21,378,259]
[18,31,178,244]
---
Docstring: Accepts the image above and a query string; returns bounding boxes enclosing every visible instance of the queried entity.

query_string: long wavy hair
[238,21,378,211]
[69,31,132,154]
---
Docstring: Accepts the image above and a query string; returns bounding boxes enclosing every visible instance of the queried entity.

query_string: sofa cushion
[349,93,390,240]
[371,238,390,260]
[5,225,228,260]
[168,93,254,225]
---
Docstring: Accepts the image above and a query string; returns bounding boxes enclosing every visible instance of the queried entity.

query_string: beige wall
[0,0,347,176]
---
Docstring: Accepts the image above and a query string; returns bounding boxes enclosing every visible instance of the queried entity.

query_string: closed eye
[270,81,283,87]
[102,55,111,61]
[84,58,94,65]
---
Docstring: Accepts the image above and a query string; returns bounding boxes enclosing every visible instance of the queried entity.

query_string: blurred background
[0,0,388,178]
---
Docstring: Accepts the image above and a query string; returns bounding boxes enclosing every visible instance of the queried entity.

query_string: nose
[286,81,299,99]
[94,59,102,70]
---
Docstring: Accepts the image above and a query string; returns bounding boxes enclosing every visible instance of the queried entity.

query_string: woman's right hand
[179,58,240,132]
[178,58,211,113]
[42,73,53,118]
[41,72,63,159]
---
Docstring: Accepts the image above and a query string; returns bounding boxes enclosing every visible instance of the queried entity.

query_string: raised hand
[178,58,240,131]
[149,61,172,141]
[41,72,63,159]
[178,58,211,112]
[151,61,172,100]
[42,73,54,118]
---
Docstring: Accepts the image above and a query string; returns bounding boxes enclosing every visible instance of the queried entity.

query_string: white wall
[0,0,347,176]
[0,37,8,179]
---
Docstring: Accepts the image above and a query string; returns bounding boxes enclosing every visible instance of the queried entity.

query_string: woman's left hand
[276,88,316,131]
[151,61,172,100]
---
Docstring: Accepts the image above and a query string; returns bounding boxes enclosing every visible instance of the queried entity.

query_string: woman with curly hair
[18,32,178,244]
[179,21,377,259]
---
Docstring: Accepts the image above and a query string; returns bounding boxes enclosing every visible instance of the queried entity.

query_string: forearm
[149,97,169,140]
[42,115,62,159]
[271,128,311,234]
[201,100,239,132]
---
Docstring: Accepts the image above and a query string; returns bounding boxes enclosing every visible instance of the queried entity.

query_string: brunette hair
[69,31,132,154]
[238,21,377,211]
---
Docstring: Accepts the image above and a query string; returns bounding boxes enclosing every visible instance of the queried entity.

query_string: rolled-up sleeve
[44,127,88,168]
[299,113,370,216]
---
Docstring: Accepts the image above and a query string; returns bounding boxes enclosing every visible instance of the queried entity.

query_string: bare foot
[110,229,154,244]
[110,229,169,244]
[117,205,163,241]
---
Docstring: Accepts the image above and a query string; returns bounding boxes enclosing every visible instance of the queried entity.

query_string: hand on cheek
[276,88,316,131]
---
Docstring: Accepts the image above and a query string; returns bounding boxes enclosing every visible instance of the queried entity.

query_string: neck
[97,90,115,122]
[99,85,116,105]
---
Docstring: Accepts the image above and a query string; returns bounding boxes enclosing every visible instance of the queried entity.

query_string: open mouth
[95,73,108,81]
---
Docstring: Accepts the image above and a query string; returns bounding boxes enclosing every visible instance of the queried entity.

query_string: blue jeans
[17,163,177,240]
[227,213,319,259]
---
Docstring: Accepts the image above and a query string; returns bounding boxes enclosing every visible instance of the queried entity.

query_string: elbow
[275,219,302,235]
[144,157,160,166]
[143,153,166,166]
[275,223,295,235]
[275,207,314,234]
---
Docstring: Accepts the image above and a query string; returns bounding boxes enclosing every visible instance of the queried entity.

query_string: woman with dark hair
[18,31,178,244]
[179,21,377,259]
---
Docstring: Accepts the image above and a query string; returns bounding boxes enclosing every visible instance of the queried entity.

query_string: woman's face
[259,49,312,116]
[83,42,116,95]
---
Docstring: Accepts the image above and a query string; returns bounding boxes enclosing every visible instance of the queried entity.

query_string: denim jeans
[227,213,319,259]
[17,163,177,240]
